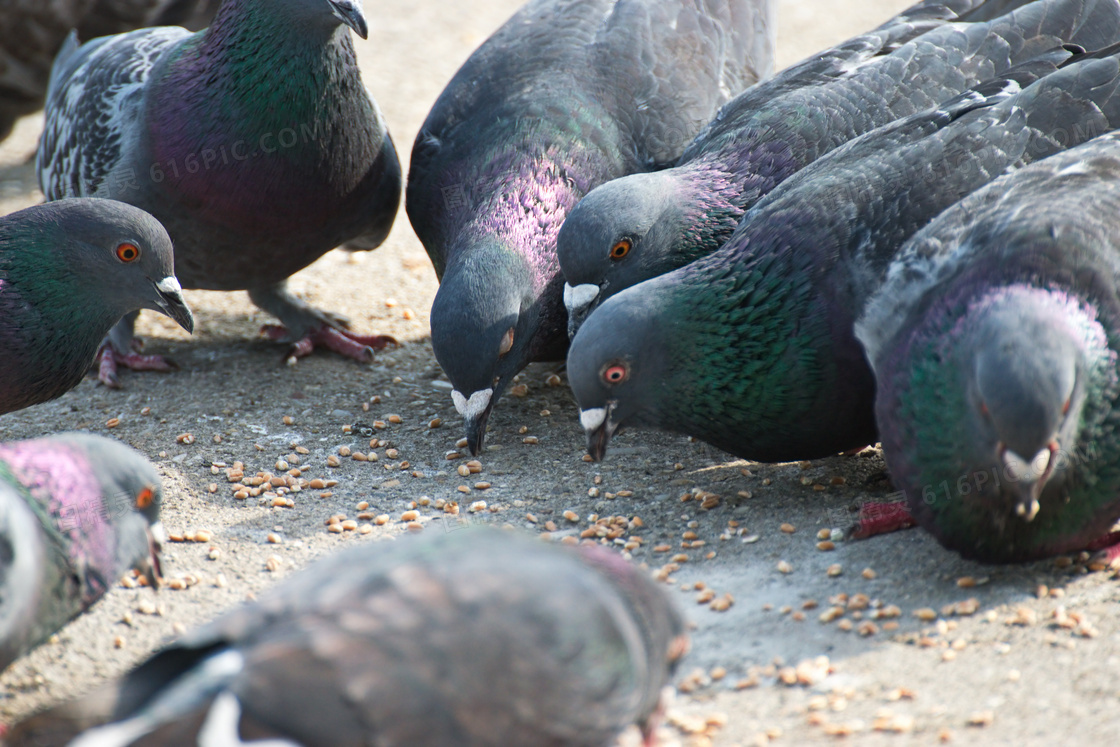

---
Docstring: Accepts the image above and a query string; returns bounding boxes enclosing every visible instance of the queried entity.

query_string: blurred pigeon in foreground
[568,47,1120,464]
[0,0,217,142]
[0,433,164,672]
[0,198,193,412]
[557,0,1120,336]
[858,133,1120,563]
[37,0,401,384]
[407,0,777,455]
[6,528,686,746]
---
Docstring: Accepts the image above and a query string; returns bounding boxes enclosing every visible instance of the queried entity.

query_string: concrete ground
[2,0,1119,744]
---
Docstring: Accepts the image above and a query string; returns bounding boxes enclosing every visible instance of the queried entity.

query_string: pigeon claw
[262,324,398,365]
[95,343,179,389]
[848,500,917,539]
[1085,530,1120,569]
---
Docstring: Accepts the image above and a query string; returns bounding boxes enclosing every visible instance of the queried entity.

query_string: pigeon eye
[135,486,155,509]
[602,362,629,384]
[116,242,140,262]
[609,238,632,260]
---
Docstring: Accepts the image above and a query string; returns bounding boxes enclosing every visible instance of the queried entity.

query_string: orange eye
[603,363,629,384]
[609,238,632,260]
[136,486,155,509]
[116,242,140,262]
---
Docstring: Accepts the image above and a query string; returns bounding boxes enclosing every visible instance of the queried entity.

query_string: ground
[2,0,1120,744]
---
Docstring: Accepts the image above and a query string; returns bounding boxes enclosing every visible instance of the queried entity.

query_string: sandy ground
[2,0,1120,744]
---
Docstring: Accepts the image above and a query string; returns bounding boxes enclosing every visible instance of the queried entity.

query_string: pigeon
[0,198,193,415]
[0,432,164,672]
[557,0,1120,337]
[6,528,687,746]
[0,0,217,142]
[406,0,777,455]
[37,0,402,384]
[567,48,1120,464]
[856,133,1120,563]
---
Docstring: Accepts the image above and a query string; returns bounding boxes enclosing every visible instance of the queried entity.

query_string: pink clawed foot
[96,342,178,389]
[848,500,917,539]
[260,324,397,365]
[1085,531,1120,568]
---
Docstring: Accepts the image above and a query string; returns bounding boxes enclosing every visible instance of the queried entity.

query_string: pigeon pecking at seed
[0,198,193,414]
[0,432,164,672]
[37,0,402,383]
[0,0,218,142]
[557,0,1120,337]
[407,0,777,455]
[5,527,687,746]
[568,43,1120,465]
[857,133,1120,563]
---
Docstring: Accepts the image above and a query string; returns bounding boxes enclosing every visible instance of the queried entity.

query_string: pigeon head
[877,284,1116,560]
[56,433,165,590]
[41,199,193,335]
[430,240,539,455]
[558,171,691,338]
[260,0,368,39]
[970,296,1080,523]
[325,0,369,39]
[567,285,668,462]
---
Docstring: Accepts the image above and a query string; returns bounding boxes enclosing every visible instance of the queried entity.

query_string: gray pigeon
[0,0,217,142]
[5,528,686,746]
[557,0,1120,336]
[567,46,1120,464]
[0,433,164,672]
[857,132,1120,563]
[407,0,777,455]
[0,198,193,412]
[37,0,401,383]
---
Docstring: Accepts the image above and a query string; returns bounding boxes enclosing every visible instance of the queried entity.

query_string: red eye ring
[602,363,629,384]
[609,238,632,260]
[116,242,140,262]
[136,486,155,509]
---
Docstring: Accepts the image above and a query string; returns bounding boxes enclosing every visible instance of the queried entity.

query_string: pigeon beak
[329,0,369,39]
[582,404,618,462]
[138,521,164,589]
[453,388,495,456]
[152,276,194,333]
[637,685,674,747]
[999,440,1059,523]
[563,282,601,339]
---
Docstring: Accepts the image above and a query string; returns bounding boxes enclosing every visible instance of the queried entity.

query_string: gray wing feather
[37,26,187,200]
[858,132,1120,365]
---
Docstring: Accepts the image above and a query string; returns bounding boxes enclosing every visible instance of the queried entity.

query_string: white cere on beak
[580,407,607,432]
[564,283,600,314]
[1003,447,1050,484]
[156,276,183,295]
[149,520,167,545]
[452,389,493,420]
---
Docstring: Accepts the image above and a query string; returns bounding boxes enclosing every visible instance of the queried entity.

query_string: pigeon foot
[848,500,917,539]
[1085,531,1120,569]
[95,341,178,389]
[261,324,397,365]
